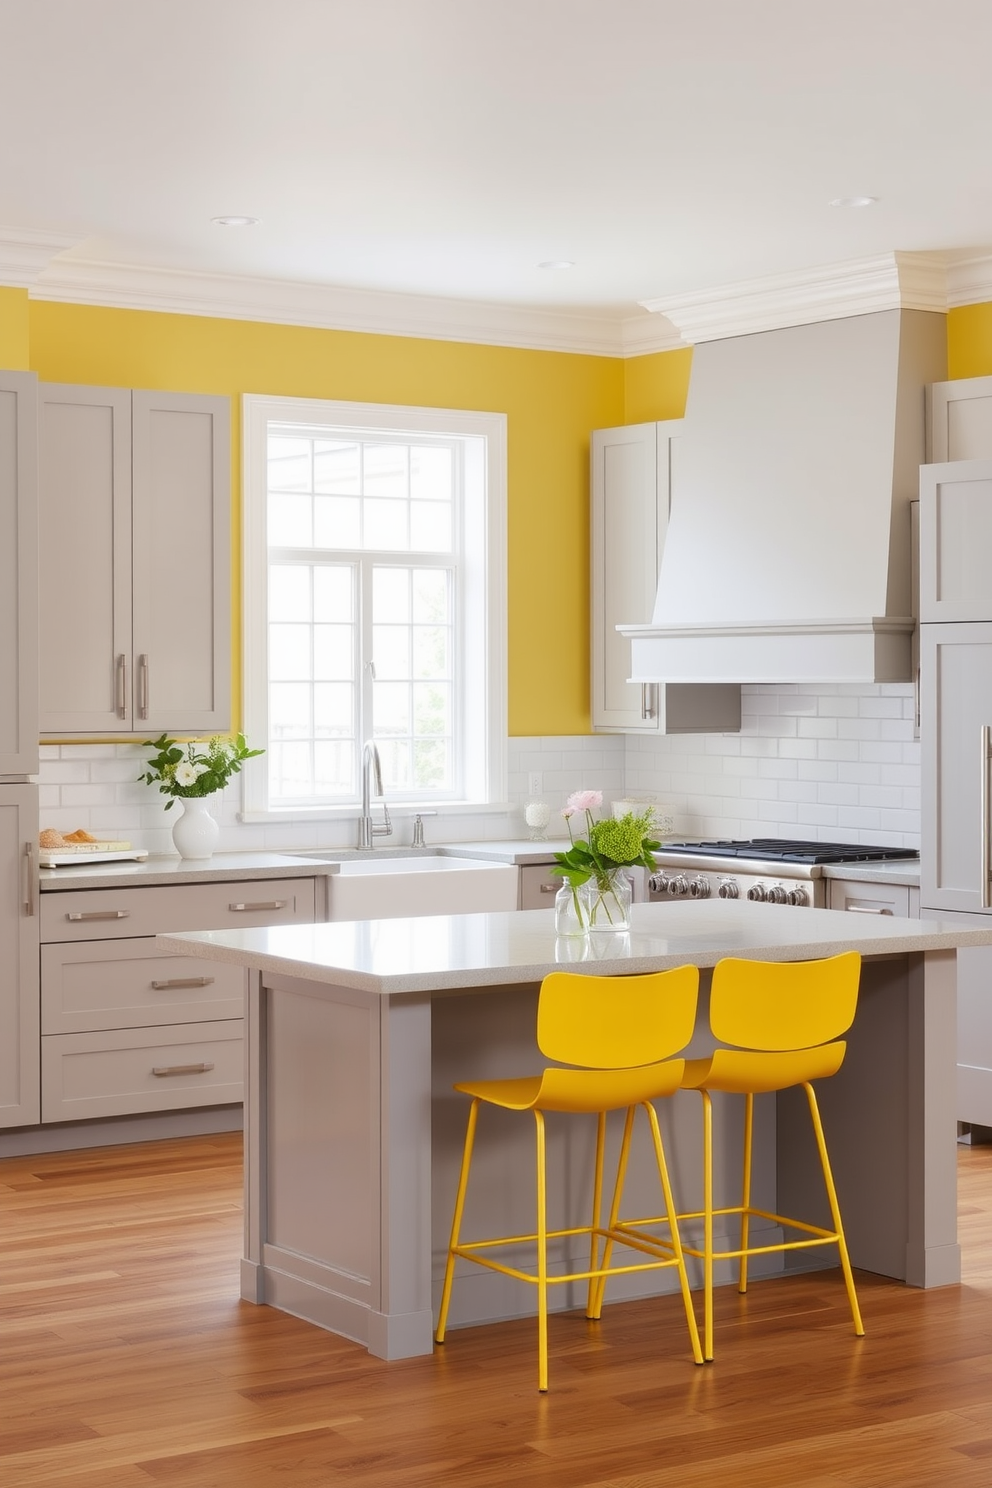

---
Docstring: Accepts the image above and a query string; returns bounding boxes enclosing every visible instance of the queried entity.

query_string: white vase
[171,797,219,860]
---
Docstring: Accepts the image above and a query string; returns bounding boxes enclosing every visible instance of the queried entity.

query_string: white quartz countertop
[438,838,572,865]
[158,898,989,998]
[39,851,337,891]
[820,860,921,887]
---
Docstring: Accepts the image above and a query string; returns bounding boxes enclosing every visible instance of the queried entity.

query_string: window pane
[268,438,312,491]
[413,681,450,736]
[364,498,408,549]
[314,741,353,795]
[269,742,312,800]
[268,492,312,547]
[364,444,408,498]
[269,624,311,681]
[315,495,360,548]
[314,682,354,737]
[413,626,449,679]
[410,501,451,552]
[412,569,449,624]
[374,682,411,735]
[373,567,410,622]
[314,624,354,680]
[269,565,311,622]
[313,566,354,622]
[410,445,452,500]
[269,682,312,739]
[314,441,360,494]
[378,739,410,791]
[372,624,410,678]
[413,738,449,789]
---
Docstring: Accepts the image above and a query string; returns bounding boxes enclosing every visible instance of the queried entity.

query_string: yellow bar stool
[679,950,866,1361]
[434,965,705,1391]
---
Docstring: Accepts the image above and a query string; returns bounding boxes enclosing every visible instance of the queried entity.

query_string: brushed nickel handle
[23,841,35,916]
[229,900,287,912]
[844,904,893,915]
[983,725,992,910]
[641,683,650,720]
[152,1062,215,1077]
[67,909,130,922]
[150,976,216,990]
[539,881,559,894]
[138,653,149,719]
[117,653,128,719]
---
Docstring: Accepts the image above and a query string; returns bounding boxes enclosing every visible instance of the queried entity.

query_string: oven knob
[746,882,767,902]
[787,885,809,906]
[717,878,739,899]
[669,874,690,897]
[648,872,670,895]
[767,884,788,904]
[688,875,711,898]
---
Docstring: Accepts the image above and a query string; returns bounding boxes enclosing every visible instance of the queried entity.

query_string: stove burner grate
[659,838,918,866]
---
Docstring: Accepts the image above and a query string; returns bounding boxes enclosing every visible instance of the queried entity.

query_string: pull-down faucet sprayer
[358,740,393,849]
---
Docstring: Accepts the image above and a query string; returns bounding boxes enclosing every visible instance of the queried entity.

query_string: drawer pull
[229,900,288,912]
[67,909,131,922]
[152,1062,216,1077]
[150,976,216,990]
[845,904,893,915]
[539,881,558,894]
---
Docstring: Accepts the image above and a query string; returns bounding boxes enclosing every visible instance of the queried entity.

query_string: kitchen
[5,2,992,1482]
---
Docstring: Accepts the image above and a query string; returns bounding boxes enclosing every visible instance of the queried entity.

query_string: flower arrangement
[551,789,661,929]
[138,733,264,809]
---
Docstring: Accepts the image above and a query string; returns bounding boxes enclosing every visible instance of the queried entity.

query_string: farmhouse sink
[292,851,519,920]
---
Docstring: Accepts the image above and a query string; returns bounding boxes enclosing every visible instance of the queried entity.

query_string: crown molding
[639,252,952,344]
[618,310,687,356]
[946,254,992,310]
[29,255,634,357]
[0,226,81,288]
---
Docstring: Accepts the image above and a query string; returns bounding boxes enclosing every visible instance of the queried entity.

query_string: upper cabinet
[590,420,740,734]
[39,384,231,737]
[927,374,992,462]
[919,459,992,624]
[0,371,39,776]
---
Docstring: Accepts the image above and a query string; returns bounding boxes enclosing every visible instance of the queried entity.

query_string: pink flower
[566,789,603,814]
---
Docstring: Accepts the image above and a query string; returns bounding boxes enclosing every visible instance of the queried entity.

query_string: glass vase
[554,880,590,936]
[586,868,632,933]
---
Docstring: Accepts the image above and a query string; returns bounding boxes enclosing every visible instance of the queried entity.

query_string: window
[242,396,507,819]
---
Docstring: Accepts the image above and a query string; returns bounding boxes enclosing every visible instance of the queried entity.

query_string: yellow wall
[0,287,30,369]
[623,346,693,423]
[948,302,992,379]
[27,303,625,736]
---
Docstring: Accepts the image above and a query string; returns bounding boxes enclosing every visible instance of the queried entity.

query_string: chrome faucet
[358,740,393,849]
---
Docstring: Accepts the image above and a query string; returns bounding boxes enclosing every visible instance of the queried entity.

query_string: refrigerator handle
[22,840,36,917]
[983,725,992,911]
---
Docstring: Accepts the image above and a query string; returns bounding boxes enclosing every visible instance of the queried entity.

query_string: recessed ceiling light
[828,197,878,209]
[211,215,260,227]
[538,259,576,270]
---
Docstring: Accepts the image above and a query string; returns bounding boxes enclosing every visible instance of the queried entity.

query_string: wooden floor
[3,1137,992,1488]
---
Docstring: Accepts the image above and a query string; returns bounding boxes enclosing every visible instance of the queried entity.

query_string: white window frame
[241,394,507,821]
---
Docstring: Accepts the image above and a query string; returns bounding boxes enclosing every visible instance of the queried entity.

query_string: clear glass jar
[586,868,632,932]
[554,879,589,936]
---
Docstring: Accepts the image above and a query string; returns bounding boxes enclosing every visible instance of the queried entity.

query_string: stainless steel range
[647,838,919,909]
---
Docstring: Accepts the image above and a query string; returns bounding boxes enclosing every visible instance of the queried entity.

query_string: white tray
[40,849,150,867]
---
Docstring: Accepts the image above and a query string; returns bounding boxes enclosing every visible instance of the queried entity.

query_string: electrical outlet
[528,771,543,796]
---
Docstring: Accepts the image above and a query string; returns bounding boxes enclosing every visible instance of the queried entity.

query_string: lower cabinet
[827,878,920,918]
[518,863,563,910]
[39,875,317,1123]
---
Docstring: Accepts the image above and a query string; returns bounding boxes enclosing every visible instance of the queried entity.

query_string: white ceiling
[4,0,992,338]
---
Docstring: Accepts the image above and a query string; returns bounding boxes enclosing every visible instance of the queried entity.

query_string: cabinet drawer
[41,1020,243,1122]
[519,863,562,911]
[41,877,317,943]
[828,879,913,917]
[41,938,245,1035]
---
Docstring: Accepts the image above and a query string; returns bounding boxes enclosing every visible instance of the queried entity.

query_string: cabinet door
[131,391,231,733]
[0,786,40,1127]
[927,375,992,461]
[38,383,133,732]
[827,878,911,917]
[919,460,992,623]
[920,622,992,912]
[0,372,39,774]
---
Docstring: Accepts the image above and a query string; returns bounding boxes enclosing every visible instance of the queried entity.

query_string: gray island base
[159,900,992,1361]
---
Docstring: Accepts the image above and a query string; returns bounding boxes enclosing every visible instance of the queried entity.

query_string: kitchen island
[159,900,992,1360]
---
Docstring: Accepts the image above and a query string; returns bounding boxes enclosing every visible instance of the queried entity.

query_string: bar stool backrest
[709,951,861,1052]
[537,966,699,1069]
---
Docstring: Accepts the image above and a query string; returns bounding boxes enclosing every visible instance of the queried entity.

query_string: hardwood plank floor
[3,1134,992,1486]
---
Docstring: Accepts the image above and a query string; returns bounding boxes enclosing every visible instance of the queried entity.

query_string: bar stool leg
[588,1106,636,1320]
[739,1091,753,1294]
[585,1111,607,1319]
[701,1089,714,1362]
[805,1083,865,1338]
[435,1097,479,1344]
[535,1110,550,1391]
[643,1101,704,1365]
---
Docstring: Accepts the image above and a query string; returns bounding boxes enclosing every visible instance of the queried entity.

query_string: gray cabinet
[827,877,919,918]
[0,786,40,1127]
[0,371,39,775]
[590,420,740,734]
[927,374,992,462]
[919,459,992,624]
[38,383,231,736]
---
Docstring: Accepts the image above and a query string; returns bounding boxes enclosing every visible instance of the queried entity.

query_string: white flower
[174,762,199,787]
[192,761,210,777]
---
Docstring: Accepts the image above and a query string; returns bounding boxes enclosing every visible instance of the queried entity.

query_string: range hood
[620,305,947,684]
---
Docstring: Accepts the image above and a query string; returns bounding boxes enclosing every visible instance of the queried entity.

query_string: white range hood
[620,303,947,684]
